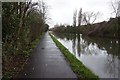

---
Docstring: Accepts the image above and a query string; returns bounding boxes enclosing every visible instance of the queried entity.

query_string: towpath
[17,32,77,78]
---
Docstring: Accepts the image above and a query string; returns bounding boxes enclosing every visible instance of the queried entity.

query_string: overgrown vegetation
[80,17,119,38]
[51,16,119,38]
[49,33,99,79]
[2,1,49,79]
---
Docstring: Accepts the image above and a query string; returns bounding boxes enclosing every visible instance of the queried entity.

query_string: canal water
[52,32,119,78]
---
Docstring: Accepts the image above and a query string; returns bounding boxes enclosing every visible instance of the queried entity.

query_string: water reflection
[52,32,119,78]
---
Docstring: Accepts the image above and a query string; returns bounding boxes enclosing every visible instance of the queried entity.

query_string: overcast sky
[35,0,116,28]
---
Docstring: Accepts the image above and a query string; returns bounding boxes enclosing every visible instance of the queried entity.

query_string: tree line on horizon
[51,1,120,38]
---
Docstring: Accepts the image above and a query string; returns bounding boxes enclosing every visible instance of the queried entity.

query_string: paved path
[17,32,77,78]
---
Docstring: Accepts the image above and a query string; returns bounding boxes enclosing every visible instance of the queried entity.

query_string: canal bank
[51,32,119,78]
[49,33,99,79]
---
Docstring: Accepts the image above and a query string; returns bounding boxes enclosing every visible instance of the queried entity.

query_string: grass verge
[49,33,99,80]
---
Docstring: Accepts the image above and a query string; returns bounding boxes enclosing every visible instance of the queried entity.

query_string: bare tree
[25,2,38,17]
[111,0,120,17]
[17,1,32,37]
[82,11,100,25]
[73,9,77,27]
[117,1,120,17]
[78,8,82,27]
[38,0,48,24]
[111,0,120,38]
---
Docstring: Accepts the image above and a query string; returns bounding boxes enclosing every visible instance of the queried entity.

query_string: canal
[52,32,119,78]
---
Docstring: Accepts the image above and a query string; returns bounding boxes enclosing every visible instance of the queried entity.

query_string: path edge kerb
[49,32,99,79]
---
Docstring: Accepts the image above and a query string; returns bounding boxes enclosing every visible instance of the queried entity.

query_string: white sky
[34,0,116,28]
